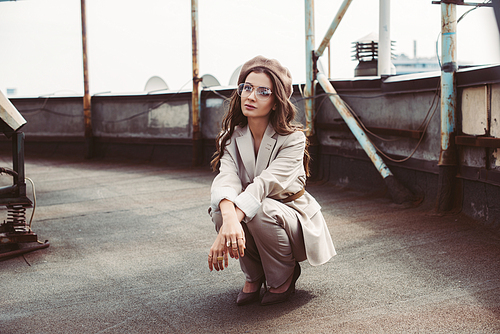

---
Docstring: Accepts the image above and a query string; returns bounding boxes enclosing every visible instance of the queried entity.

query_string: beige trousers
[212,198,306,288]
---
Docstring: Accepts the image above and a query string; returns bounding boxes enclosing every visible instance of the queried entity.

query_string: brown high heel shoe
[236,277,266,306]
[260,262,301,306]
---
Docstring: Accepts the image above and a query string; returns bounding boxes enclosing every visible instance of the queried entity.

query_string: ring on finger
[217,256,224,261]
[226,240,231,247]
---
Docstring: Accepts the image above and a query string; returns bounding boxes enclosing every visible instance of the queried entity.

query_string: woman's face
[240,71,275,122]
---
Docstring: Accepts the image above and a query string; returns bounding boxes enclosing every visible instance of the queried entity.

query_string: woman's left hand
[208,232,228,271]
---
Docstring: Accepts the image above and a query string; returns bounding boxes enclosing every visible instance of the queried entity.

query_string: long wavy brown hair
[210,67,311,176]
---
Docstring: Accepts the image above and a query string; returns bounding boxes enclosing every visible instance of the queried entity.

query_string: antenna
[144,76,169,92]
[229,65,243,86]
[201,74,220,88]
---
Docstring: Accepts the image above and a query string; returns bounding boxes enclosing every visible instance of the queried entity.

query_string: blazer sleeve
[210,148,243,214]
[234,130,306,220]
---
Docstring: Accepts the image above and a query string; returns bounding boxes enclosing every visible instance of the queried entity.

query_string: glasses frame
[237,83,273,101]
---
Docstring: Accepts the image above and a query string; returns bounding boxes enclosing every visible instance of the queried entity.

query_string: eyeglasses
[237,83,273,101]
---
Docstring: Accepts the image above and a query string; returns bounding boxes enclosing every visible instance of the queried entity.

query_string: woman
[208,55,336,306]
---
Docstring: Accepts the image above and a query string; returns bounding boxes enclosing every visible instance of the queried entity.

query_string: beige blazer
[210,124,336,266]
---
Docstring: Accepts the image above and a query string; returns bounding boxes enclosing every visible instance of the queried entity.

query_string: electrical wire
[435,0,491,68]
[25,177,36,231]
[20,95,83,117]
[20,80,195,123]
[457,1,490,23]
[21,107,82,118]
[368,85,440,163]
[373,95,440,163]
[297,83,305,98]
[201,84,232,101]
[314,79,441,162]
[20,95,81,118]
[312,0,491,163]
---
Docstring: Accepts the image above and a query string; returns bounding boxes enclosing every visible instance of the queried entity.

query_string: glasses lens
[237,83,244,96]
[256,87,272,100]
[237,83,252,97]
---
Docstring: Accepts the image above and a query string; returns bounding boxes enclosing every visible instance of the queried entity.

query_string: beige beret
[238,55,293,98]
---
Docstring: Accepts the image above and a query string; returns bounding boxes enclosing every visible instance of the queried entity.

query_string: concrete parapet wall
[1,65,500,230]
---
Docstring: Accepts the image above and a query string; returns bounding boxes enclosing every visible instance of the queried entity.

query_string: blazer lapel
[235,126,256,180]
[255,124,277,176]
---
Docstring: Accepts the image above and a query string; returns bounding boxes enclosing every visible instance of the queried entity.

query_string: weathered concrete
[1,155,499,333]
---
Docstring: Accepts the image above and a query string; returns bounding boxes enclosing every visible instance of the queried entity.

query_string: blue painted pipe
[317,73,418,204]
[317,73,393,179]
[315,0,353,59]
[436,2,458,212]
[440,3,457,162]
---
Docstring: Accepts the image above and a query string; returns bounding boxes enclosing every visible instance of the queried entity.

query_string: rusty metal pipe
[0,242,50,260]
[80,0,92,159]
[317,73,392,178]
[191,0,202,166]
[317,73,416,204]
[315,0,353,59]
[439,2,457,161]
[328,42,331,78]
[437,1,458,212]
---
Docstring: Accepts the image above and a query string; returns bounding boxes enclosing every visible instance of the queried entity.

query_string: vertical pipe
[191,0,202,166]
[378,0,391,77]
[12,132,26,198]
[437,2,458,212]
[304,0,315,137]
[304,0,320,178]
[80,0,92,159]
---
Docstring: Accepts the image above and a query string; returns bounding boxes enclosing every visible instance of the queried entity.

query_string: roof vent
[352,32,395,77]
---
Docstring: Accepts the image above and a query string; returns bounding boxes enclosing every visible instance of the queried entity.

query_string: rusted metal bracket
[0,232,38,244]
[432,1,494,6]
[455,135,500,148]
[0,241,50,261]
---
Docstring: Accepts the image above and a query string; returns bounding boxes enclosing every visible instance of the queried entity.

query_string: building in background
[393,41,440,75]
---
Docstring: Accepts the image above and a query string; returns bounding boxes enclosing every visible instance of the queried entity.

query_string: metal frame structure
[304,0,415,204]
[70,0,500,207]
[0,131,49,259]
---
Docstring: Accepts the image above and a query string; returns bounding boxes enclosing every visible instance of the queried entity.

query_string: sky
[0,0,499,97]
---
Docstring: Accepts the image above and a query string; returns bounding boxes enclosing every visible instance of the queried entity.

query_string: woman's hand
[208,199,246,271]
[208,232,229,271]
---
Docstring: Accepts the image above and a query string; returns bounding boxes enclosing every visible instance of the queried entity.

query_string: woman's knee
[260,198,281,217]
[247,198,283,234]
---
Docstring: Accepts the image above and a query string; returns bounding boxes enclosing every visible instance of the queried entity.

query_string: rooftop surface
[1,155,499,333]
